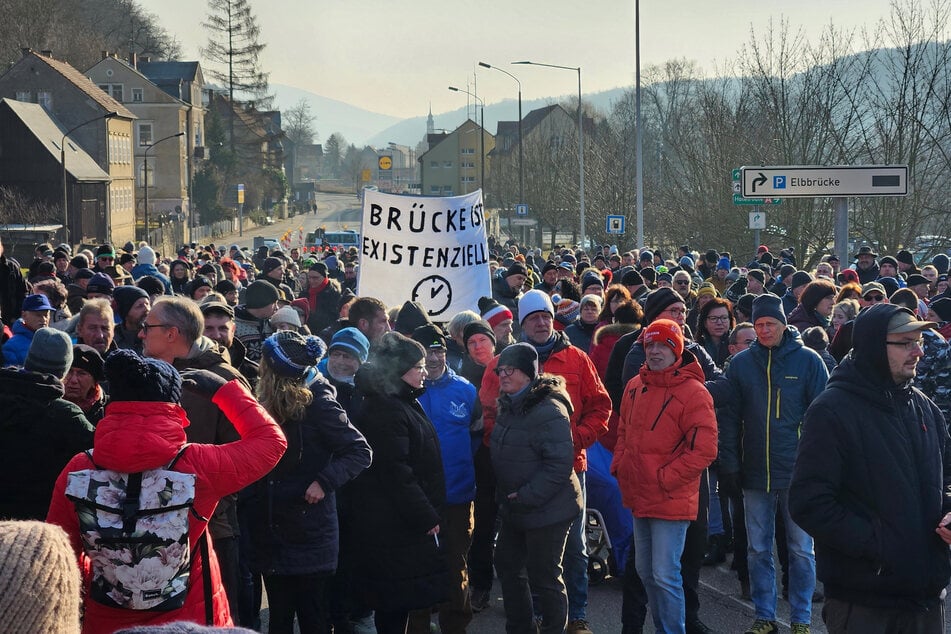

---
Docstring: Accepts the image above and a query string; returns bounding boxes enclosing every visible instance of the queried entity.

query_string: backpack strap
[200,529,213,625]
[122,471,143,534]
[84,449,103,470]
[166,444,190,470]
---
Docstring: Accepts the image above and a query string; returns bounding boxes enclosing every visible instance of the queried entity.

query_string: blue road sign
[606,215,625,234]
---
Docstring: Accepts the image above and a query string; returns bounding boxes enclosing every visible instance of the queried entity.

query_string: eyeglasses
[140,322,173,333]
[707,316,730,323]
[494,366,517,377]
[663,308,687,316]
[864,294,885,302]
[675,280,690,286]
[885,338,924,351]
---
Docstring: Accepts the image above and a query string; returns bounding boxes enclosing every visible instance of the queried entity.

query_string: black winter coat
[491,375,582,530]
[789,304,951,609]
[348,369,448,611]
[248,376,371,576]
[0,369,93,519]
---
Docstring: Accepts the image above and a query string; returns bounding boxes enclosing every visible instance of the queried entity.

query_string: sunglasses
[864,294,885,302]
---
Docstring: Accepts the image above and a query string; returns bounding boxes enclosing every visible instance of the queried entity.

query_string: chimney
[101,50,109,59]
[20,48,31,58]
[40,50,52,58]
[140,55,150,64]
[130,52,137,69]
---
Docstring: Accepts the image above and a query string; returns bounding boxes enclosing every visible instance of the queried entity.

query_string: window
[442,186,453,195]
[461,176,476,183]
[430,185,440,194]
[430,160,439,168]
[137,161,155,186]
[131,88,143,102]
[37,92,52,110]
[462,161,475,169]
[15,91,30,102]
[98,83,123,101]
[138,123,153,147]
[443,160,452,168]
[461,148,475,155]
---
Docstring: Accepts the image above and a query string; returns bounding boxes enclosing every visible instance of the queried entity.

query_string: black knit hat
[463,320,496,348]
[136,275,165,298]
[412,323,447,350]
[620,269,644,286]
[245,280,280,309]
[71,344,104,382]
[309,261,328,277]
[498,342,538,379]
[215,279,237,295]
[930,297,951,322]
[262,257,284,276]
[790,270,813,289]
[643,287,683,324]
[188,276,213,298]
[394,300,431,335]
[113,285,149,321]
[751,293,786,325]
[505,262,528,279]
[105,349,182,404]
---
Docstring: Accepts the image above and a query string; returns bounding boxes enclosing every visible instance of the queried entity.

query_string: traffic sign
[749,211,766,229]
[606,215,625,235]
[515,203,528,216]
[378,155,392,171]
[741,165,908,198]
[510,218,537,227]
[733,194,782,206]
[732,168,781,205]
[236,183,244,204]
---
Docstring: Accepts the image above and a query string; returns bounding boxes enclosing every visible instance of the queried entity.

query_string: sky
[145,0,902,119]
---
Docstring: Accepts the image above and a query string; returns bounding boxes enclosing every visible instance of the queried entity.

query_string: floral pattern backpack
[65,446,209,611]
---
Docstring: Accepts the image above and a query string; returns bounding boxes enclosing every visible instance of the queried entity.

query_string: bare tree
[283,98,317,145]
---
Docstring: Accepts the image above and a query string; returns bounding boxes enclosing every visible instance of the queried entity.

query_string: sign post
[237,183,245,237]
[740,165,909,263]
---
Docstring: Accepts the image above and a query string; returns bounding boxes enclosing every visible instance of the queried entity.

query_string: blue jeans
[564,471,588,621]
[744,488,815,624]
[633,517,689,634]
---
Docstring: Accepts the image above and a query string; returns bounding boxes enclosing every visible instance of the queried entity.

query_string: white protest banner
[357,189,491,320]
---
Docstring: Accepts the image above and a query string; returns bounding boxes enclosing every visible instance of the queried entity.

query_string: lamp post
[478,62,523,209]
[142,132,185,243]
[61,111,119,247]
[635,0,644,249]
[448,86,485,198]
[513,60,585,249]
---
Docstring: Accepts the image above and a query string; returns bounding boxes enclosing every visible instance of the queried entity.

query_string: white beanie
[137,245,156,266]
[269,305,302,328]
[517,289,555,325]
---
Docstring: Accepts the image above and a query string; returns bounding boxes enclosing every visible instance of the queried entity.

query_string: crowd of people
[1,234,951,634]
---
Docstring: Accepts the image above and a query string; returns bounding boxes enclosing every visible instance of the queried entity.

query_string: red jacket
[611,350,717,521]
[479,333,611,472]
[47,381,287,634]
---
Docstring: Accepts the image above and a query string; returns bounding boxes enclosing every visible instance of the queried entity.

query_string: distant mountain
[272,82,630,148]
[271,83,402,147]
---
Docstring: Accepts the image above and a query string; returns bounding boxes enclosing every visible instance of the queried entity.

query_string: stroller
[585,507,614,584]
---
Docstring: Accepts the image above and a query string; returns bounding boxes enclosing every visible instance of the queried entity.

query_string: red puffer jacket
[480,332,611,473]
[46,380,287,634]
[611,350,717,521]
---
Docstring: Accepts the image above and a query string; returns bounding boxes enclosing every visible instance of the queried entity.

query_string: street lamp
[448,86,485,198]
[513,60,586,249]
[478,62,523,209]
[142,132,185,243]
[635,0,645,249]
[61,111,119,247]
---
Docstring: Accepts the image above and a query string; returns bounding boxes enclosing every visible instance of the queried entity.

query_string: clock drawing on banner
[412,275,453,317]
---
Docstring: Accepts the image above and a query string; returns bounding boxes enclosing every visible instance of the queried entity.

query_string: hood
[11,319,33,337]
[0,368,65,425]
[174,335,232,371]
[499,374,573,416]
[92,401,189,471]
[593,322,640,345]
[638,348,706,388]
[850,303,905,388]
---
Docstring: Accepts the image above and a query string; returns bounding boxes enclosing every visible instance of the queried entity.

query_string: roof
[1,98,111,182]
[22,51,135,119]
[86,57,184,106]
[137,62,200,83]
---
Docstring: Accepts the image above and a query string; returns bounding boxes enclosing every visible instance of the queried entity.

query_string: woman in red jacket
[612,320,717,634]
[47,349,287,634]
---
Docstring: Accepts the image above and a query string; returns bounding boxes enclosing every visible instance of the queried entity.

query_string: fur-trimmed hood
[593,322,640,346]
[498,373,573,417]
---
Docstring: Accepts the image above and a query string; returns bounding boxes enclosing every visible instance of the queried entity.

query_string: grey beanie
[498,342,539,380]
[25,328,74,380]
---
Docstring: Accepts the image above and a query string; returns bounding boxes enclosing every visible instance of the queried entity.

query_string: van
[305,229,360,250]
